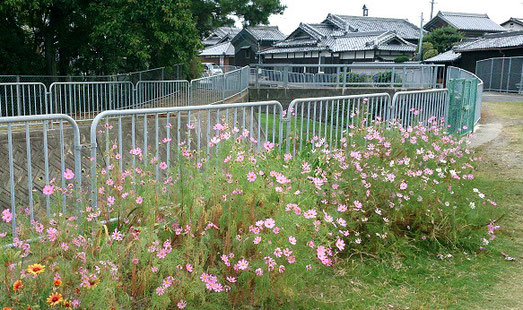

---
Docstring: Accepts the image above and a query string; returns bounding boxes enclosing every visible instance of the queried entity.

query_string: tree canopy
[0,0,285,75]
[0,0,199,76]
[423,26,463,54]
[189,0,286,36]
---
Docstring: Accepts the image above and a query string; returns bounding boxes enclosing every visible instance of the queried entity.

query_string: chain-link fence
[475,56,523,94]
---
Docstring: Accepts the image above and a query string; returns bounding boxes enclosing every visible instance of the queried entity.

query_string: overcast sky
[258,0,523,35]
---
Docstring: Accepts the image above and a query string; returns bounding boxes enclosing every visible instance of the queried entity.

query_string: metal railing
[0,83,48,117]
[250,63,446,89]
[89,100,283,208]
[285,93,392,153]
[190,67,249,106]
[49,81,135,121]
[0,68,248,120]
[0,66,179,86]
[391,89,449,128]
[1,86,467,239]
[135,80,189,109]
[0,114,82,238]
[475,56,523,94]
[447,66,483,125]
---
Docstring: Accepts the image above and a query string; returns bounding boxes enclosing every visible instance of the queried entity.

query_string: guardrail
[250,63,446,89]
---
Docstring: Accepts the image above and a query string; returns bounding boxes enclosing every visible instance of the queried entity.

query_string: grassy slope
[281,101,523,309]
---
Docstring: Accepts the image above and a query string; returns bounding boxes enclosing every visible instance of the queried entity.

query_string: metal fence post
[16,76,21,116]
[283,66,289,88]
[222,73,226,102]
[391,67,395,87]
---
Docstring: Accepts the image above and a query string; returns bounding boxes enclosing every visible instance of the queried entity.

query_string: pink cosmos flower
[235,259,249,270]
[1,209,12,223]
[135,196,143,204]
[400,182,408,190]
[247,172,257,182]
[63,168,75,180]
[112,229,123,241]
[336,239,345,251]
[159,162,168,170]
[264,218,275,229]
[43,185,54,196]
[177,300,187,309]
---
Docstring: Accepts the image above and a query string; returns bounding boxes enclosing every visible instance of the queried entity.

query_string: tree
[418,42,438,61]
[189,0,286,36]
[0,0,201,76]
[423,26,463,54]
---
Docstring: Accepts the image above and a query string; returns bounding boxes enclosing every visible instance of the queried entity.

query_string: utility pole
[430,0,436,19]
[418,13,424,61]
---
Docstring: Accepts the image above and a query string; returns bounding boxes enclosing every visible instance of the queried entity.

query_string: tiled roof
[199,41,235,57]
[424,50,462,63]
[262,31,416,54]
[425,11,506,32]
[326,14,421,40]
[501,17,523,27]
[245,26,286,41]
[454,30,523,52]
[202,27,241,46]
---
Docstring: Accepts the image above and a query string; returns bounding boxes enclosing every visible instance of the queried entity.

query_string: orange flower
[62,300,72,309]
[53,279,62,287]
[46,292,63,306]
[3,308,13,310]
[13,280,23,291]
[26,263,45,275]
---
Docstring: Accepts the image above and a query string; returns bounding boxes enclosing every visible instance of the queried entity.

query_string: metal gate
[447,78,478,135]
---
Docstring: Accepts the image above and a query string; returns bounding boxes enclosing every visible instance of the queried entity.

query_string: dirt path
[471,93,523,309]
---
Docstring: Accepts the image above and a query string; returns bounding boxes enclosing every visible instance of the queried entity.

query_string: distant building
[424,11,506,38]
[260,14,419,65]
[202,27,241,47]
[425,31,523,73]
[231,26,286,66]
[199,41,235,67]
[501,18,523,31]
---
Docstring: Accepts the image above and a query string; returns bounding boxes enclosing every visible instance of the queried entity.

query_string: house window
[245,48,251,59]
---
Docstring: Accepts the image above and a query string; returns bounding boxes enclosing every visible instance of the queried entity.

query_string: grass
[258,101,523,309]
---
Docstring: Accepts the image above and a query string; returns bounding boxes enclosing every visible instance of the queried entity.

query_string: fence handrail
[89,100,283,207]
[391,88,449,99]
[251,63,446,68]
[286,92,392,121]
